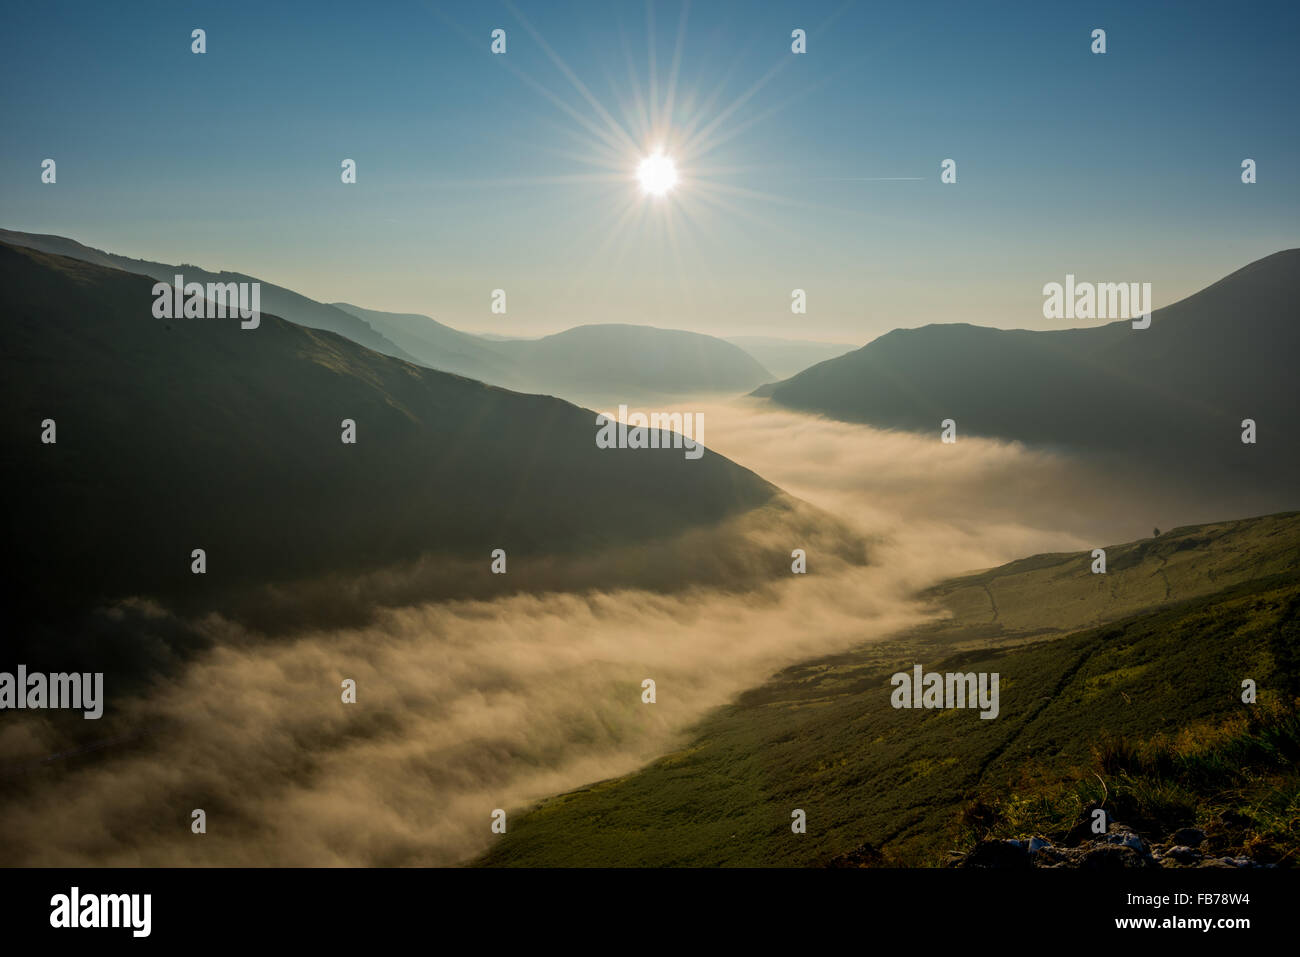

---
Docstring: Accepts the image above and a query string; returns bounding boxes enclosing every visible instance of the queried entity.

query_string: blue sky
[2,0,1296,341]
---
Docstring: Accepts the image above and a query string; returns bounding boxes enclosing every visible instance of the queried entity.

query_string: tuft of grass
[955,700,1300,864]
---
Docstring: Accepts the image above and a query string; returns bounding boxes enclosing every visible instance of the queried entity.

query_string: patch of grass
[957,702,1300,865]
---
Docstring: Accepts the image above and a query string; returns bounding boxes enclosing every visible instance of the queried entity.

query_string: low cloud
[0,398,1264,865]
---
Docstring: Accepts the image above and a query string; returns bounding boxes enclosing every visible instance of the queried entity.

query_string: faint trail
[871,637,1100,854]
[1155,552,1171,600]
[970,640,1099,787]
[981,584,1000,622]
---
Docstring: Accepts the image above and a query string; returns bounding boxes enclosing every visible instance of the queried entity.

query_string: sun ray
[645,0,659,136]
[506,0,643,157]
[686,184,789,237]
[558,192,655,306]
[618,19,653,145]
[425,0,874,310]
[426,1,634,162]
[686,71,841,162]
[392,172,631,191]
[678,56,792,161]
[658,0,692,146]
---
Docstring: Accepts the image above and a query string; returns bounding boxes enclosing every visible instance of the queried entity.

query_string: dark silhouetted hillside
[0,229,774,401]
[0,228,421,364]
[0,242,800,662]
[755,251,1300,496]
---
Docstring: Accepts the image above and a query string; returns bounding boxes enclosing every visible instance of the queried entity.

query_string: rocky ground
[947,820,1276,870]
[828,809,1285,868]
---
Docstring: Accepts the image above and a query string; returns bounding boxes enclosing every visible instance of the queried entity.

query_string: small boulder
[1170,827,1205,847]
[1166,845,1202,864]
[1106,830,1145,853]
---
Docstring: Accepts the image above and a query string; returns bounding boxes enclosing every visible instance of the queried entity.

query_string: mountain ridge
[0,227,777,400]
[752,249,1300,498]
[1,240,851,673]
[0,228,423,364]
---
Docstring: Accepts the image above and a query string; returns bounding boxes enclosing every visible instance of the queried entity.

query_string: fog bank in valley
[0,398,1257,865]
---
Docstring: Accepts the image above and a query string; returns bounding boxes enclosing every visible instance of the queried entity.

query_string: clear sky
[2,0,1297,343]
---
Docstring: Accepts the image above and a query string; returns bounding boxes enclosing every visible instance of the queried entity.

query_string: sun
[636,152,678,197]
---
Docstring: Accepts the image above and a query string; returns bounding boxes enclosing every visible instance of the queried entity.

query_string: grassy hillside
[921,511,1300,643]
[950,697,1300,868]
[476,512,1300,866]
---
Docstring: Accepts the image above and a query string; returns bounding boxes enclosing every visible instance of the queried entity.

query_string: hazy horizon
[3,0,1297,342]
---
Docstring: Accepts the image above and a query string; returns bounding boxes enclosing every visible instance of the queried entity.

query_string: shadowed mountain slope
[755,251,1300,497]
[0,242,815,660]
[0,229,774,401]
[0,228,421,364]
[331,301,516,385]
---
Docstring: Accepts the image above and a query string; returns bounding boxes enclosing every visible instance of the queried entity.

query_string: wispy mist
[0,398,1268,865]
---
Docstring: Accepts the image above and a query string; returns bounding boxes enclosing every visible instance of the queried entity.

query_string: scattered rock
[1170,827,1206,847]
[1166,845,1202,864]
[947,823,1268,869]
[1108,830,1145,852]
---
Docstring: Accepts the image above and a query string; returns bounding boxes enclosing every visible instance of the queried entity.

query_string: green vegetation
[477,514,1300,866]
[921,510,1300,642]
[959,702,1300,865]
